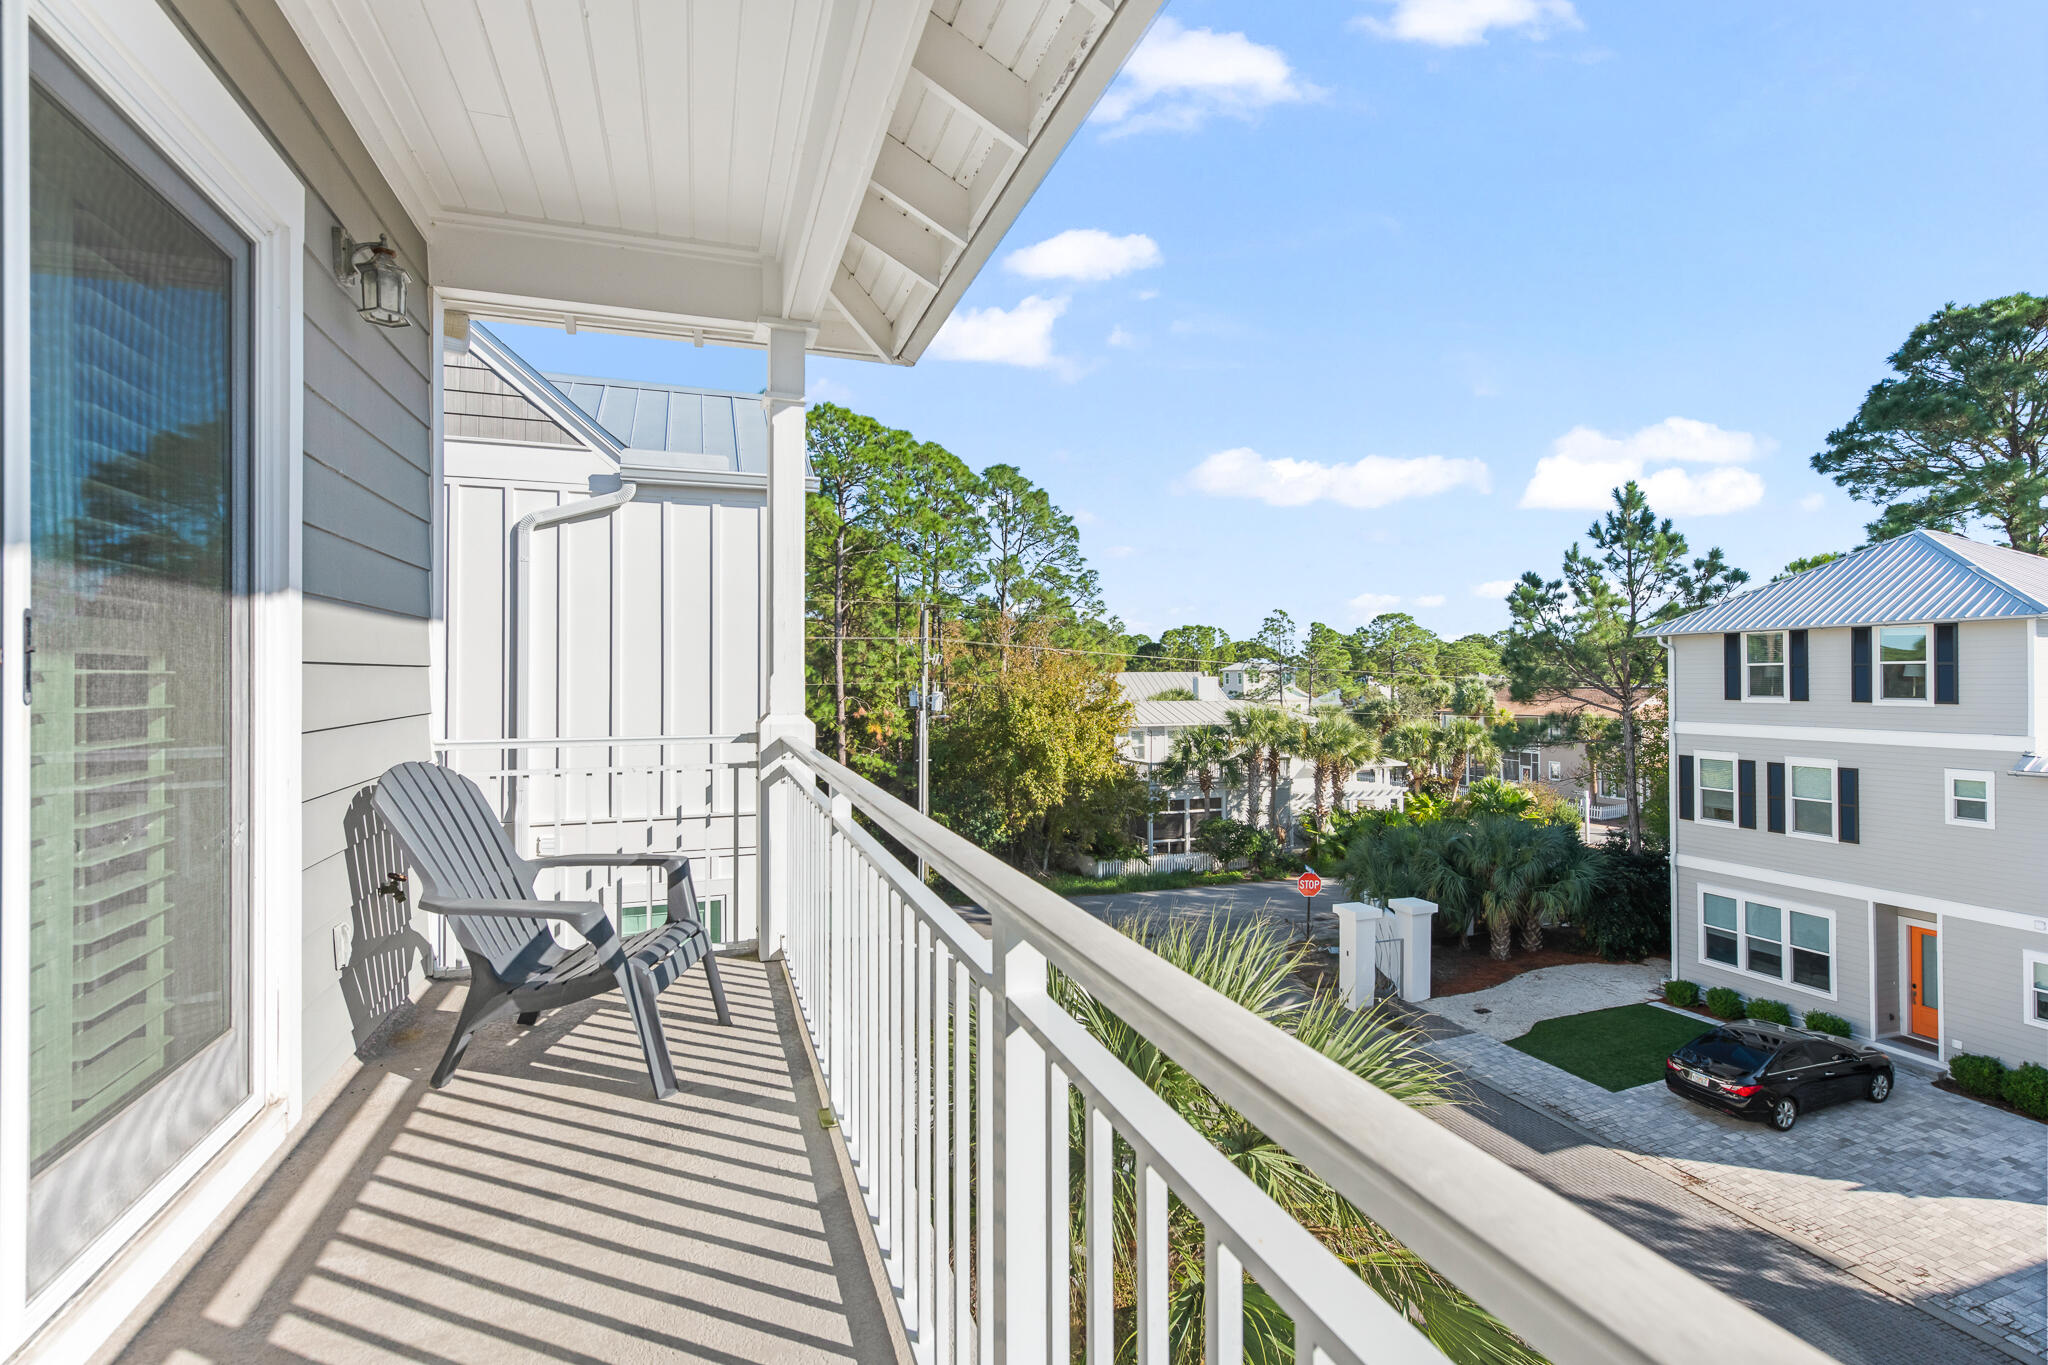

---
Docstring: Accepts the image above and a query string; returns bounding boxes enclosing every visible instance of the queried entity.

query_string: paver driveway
[1429,1025,2047,1357]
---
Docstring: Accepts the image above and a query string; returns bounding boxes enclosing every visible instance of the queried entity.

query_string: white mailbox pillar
[1388,896,1438,1002]
[1335,901,1385,1010]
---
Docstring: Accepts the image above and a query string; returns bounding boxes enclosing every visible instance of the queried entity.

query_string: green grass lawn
[1507,1003,1716,1092]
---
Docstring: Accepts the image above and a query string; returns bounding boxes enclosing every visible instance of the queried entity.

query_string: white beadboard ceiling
[277,0,1160,362]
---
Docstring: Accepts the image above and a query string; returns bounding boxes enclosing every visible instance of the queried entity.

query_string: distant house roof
[547,372,769,473]
[1130,698,1241,728]
[1117,671,1214,701]
[1490,686,1655,719]
[1660,530,2048,636]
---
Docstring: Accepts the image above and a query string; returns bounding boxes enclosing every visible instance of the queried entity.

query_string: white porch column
[1335,901,1385,1010]
[757,322,816,960]
[1388,896,1438,1002]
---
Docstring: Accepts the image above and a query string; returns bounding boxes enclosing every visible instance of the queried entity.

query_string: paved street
[1428,1074,2021,1365]
[1428,1023,2046,1358]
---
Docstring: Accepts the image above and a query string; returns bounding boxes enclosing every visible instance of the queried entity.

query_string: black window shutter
[1738,760,1756,828]
[1839,767,1859,843]
[1850,627,1872,703]
[1934,623,1958,704]
[1723,633,1741,700]
[1789,629,1809,701]
[1766,762,1785,833]
[1678,755,1695,821]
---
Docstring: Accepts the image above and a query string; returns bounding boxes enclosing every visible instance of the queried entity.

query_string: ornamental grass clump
[1051,918,1542,1365]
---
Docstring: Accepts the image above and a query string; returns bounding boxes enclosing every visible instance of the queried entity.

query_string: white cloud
[1072,507,1098,525]
[1094,19,1316,136]
[1414,594,1446,608]
[1348,592,1403,622]
[1186,447,1491,509]
[1799,492,1825,512]
[1106,326,1138,348]
[1103,545,1136,559]
[809,375,855,404]
[1519,417,1769,517]
[1135,288,1161,302]
[928,295,1069,369]
[1005,230,1161,282]
[1355,0,1581,46]
[1473,579,1516,599]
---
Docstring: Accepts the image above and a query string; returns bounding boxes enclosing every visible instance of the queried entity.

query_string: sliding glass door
[22,37,251,1292]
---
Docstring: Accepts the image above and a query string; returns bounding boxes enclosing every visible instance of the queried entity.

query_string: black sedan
[1664,1020,1893,1131]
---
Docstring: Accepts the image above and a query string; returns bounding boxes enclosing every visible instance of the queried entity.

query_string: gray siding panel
[1675,866,1873,1037]
[162,0,437,1110]
[1676,739,2047,916]
[1942,921,2048,1069]
[1674,621,2031,736]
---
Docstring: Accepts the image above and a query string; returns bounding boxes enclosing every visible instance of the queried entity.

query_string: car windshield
[1686,1032,1776,1075]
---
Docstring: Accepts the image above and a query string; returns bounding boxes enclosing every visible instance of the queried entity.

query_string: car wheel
[1770,1096,1799,1131]
[1867,1072,1892,1103]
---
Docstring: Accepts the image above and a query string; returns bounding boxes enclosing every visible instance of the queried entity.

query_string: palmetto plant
[1052,919,1540,1365]
[1344,815,1596,959]
[1159,725,1240,807]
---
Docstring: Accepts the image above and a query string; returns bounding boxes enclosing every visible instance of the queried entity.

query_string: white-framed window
[1696,752,1737,824]
[1944,769,1995,828]
[1744,630,1787,700]
[1548,760,1563,781]
[1697,886,1835,997]
[1786,757,1837,840]
[1877,623,1932,702]
[2026,951,2048,1031]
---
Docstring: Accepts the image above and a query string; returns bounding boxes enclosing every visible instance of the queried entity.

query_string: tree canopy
[1812,292,2046,553]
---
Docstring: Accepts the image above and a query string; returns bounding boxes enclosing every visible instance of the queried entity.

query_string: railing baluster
[933,939,953,1363]
[1137,1159,1167,1365]
[1205,1235,1243,1365]
[952,959,972,1365]
[976,981,994,1365]
[1085,1104,1111,1364]
[1047,1063,1071,1364]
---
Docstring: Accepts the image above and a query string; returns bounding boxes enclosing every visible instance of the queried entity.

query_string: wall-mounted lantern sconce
[332,226,411,329]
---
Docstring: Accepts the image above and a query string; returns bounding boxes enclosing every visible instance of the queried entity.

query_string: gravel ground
[1424,959,1670,1040]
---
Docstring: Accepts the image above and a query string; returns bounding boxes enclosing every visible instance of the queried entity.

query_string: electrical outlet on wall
[332,922,354,972]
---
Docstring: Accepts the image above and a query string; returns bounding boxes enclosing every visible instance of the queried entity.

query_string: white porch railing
[760,738,1831,1365]
[430,735,757,961]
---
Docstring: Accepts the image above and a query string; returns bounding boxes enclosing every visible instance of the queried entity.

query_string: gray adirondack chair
[373,760,731,1099]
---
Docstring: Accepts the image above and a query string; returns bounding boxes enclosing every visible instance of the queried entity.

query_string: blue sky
[498,0,2048,643]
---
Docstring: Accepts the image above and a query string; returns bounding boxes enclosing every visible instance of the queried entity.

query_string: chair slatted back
[374,762,545,980]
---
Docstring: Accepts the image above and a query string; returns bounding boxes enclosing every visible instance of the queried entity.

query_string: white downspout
[508,482,637,853]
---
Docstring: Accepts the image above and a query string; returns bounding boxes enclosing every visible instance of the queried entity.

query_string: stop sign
[1296,871,1322,898]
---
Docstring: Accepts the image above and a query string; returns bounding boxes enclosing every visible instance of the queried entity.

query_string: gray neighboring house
[1659,530,2048,1071]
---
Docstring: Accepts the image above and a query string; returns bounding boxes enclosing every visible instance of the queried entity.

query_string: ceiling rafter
[909,17,1032,152]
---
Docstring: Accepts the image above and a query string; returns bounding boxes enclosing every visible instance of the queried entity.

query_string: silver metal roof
[1660,530,2048,636]
[547,373,769,473]
[2014,755,2048,778]
[1129,698,1242,729]
[1117,671,1223,702]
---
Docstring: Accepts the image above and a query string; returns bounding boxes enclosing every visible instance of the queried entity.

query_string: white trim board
[1673,855,2048,936]
[1673,721,2029,752]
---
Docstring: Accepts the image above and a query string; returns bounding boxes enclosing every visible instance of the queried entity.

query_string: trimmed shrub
[1801,1010,1852,1037]
[1744,998,1793,1026]
[1581,838,1670,960]
[1663,979,1700,1008]
[1705,986,1744,1020]
[1948,1053,2008,1100]
[2002,1062,2048,1120]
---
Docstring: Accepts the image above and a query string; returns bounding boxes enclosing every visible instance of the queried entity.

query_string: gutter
[507,482,637,850]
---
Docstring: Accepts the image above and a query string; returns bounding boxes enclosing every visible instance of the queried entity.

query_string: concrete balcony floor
[106,959,906,1364]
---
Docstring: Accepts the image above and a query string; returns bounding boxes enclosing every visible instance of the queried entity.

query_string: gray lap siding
[1674,865,1872,1036]
[1941,920,2048,1070]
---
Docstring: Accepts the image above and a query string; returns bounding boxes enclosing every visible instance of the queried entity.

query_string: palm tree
[1261,710,1302,835]
[1384,720,1441,796]
[1438,717,1497,792]
[1159,725,1239,811]
[1051,919,1541,1365]
[1223,708,1267,829]
[1346,815,1595,960]
[1461,775,1534,818]
[1298,710,1373,829]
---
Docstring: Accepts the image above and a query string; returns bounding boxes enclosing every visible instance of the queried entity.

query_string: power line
[803,633,1513,688]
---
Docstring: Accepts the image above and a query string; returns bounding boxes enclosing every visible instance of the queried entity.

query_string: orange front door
[1908,925,1940,1040]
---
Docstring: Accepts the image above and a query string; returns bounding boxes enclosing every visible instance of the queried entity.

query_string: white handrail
[763,737,1832,1365]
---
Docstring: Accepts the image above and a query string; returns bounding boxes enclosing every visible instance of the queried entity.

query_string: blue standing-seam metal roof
[547,372,769,474]
[2013,755,2048,778]
[1659,530,2048,636]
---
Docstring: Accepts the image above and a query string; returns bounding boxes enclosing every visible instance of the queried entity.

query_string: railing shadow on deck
[107,959,904,1365]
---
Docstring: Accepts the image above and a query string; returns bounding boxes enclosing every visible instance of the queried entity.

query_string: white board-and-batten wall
[438,354,764,947]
